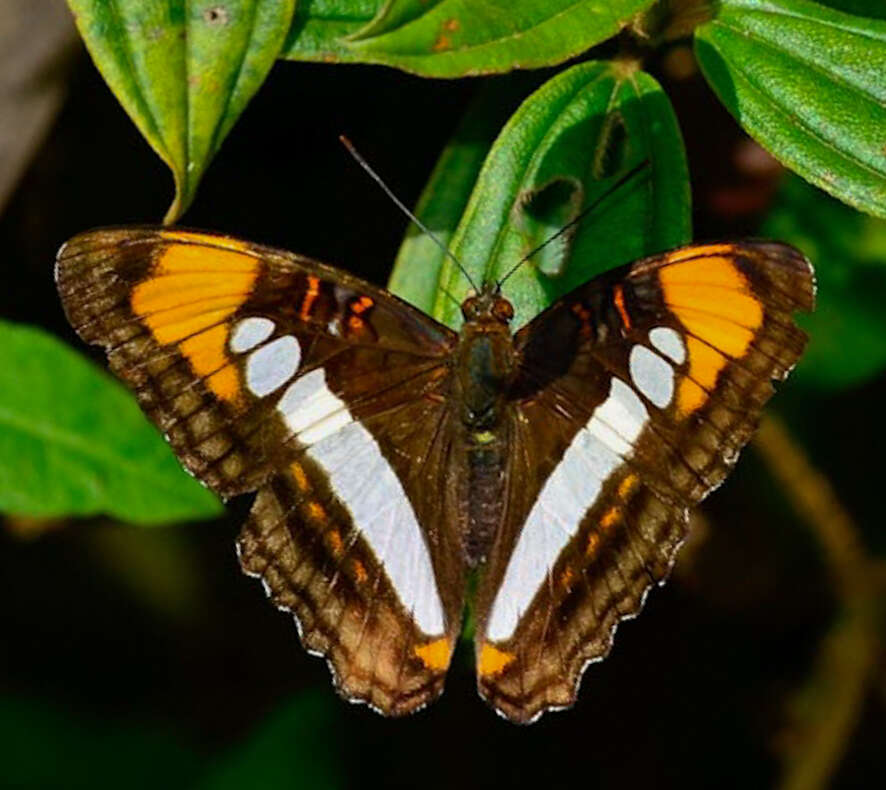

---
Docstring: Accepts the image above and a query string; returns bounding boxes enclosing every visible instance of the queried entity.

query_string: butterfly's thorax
[454,290,516,565]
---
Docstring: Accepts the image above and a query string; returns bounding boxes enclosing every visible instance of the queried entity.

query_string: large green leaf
[283,0,654,77]
[0,321,221,523]
[695,0,886,218]
[68,0,296,222]
[415,60,690,329]
[761,174,886,391]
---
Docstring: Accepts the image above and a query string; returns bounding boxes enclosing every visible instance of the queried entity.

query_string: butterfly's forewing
[474,242,814,723]
[56,228,465,715]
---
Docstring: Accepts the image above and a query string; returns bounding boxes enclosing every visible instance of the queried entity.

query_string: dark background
[1,35,883,790]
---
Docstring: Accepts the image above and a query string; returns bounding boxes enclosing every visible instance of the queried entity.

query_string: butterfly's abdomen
[464,433,507,565]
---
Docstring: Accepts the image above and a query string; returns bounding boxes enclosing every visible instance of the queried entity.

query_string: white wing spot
[246,335,301,396]
[629,345,674,408]
[649,326,686,364]
[230,317,275,353]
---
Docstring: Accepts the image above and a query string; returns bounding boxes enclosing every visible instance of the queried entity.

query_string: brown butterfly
[56,226,813,722]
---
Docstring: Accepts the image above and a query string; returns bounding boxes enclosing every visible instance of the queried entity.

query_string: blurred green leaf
[283,0,654,77]
[695,0,886,218]
[421,60,690,329]
[388,78,531,312]
[762,174,886,391]
[199,692,342,789]
[0,321,221,523]
[68,0,296,222]
[88,523,207,622]
[0,696,201,788]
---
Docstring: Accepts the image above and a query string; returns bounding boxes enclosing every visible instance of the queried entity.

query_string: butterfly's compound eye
[493,298,514,323]
[462,296,480,320]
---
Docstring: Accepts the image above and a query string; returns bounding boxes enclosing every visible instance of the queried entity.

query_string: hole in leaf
[519,179,583,278]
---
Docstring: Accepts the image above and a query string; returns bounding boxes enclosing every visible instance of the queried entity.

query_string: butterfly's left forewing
[57,227,465,715]
[474,241,814,723]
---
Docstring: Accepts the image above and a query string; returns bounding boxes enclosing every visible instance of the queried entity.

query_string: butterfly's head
[461,286,515,326]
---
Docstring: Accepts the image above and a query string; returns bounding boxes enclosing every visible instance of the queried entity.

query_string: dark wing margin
[474,241,814,723]
[56,226,466,716]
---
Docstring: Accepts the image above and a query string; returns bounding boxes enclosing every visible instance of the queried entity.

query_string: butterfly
[56,227,813,722]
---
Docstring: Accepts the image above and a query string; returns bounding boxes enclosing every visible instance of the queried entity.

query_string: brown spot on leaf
[203,6,229,26]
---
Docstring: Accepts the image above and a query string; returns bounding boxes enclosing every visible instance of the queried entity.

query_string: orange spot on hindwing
[306,501,327,522]
[587,532,601,557]
[559,566,575,591]
[617,474,638,499]
[414,638,452,671]
[290,462,309,492]
[600,508,620,530]
[326,529,343,556]
[478,643,515,677]
[352,559,368,583]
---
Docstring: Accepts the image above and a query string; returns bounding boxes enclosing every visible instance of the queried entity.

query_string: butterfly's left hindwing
[56,227,465,716]
[474,242,814,723]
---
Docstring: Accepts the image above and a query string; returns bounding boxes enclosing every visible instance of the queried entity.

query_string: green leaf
[68,0,296,222]
[422,60,690,329]
[198,692,342,790]
[0,321,221,523]
[387,77,531,312]
[695,0,886,218]
[284,0,383,63]
[283,0,654,77]
[761,174,886,391]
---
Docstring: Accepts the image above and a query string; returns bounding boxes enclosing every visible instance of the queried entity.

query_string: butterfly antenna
[439,284,463,311]
[496,159,651,290]
[339,136,478,293]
